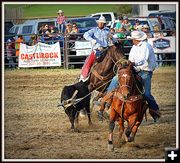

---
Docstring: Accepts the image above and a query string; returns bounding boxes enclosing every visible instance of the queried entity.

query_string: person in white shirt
[103,30,160,122]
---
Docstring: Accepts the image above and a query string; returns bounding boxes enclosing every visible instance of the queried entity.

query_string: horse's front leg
[125,114,138,142]
[108,120,115,151]
[117,117,125,144]
[107,106,117,151]
[130,121,141,142]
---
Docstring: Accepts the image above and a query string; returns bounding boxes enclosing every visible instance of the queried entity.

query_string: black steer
[60,81,92,131]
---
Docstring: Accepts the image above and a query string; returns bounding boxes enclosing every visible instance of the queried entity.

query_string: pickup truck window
[22,25,33,34]
[103,14,112,22]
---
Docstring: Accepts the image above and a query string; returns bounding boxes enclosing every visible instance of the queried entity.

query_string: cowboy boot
[149,108,161,122]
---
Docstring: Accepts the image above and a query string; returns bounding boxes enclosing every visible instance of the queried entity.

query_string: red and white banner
[19,42,61,67]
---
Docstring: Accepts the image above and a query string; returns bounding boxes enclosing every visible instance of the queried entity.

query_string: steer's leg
[85,104,92,126]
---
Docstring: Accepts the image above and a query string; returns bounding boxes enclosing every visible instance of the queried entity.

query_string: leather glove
[91,39,96,46]
[97,47,104,51]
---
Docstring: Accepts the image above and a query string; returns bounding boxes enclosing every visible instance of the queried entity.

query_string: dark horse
[87,43,125,98]
[107,61,148,151]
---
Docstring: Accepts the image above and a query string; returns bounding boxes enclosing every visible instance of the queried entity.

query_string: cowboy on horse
[79,16,117,82]
[98,30,161,122]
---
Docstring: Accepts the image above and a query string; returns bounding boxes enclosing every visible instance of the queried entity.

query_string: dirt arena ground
[3,66,176,160]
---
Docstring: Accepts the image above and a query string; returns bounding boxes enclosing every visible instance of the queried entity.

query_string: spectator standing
[153,24,164,67]
[56,10,66,33]
[15,35,24,57]
[6,39,15,69]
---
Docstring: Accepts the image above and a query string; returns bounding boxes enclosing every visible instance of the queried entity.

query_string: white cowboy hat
[127,31,147,41]
[57,10,63,14]
[96,16,106,23]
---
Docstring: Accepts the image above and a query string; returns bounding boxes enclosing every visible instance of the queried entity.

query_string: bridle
[118,69,134,95]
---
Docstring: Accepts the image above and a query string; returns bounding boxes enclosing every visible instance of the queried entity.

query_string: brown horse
[87,43,125,97]
[107,61,147,151]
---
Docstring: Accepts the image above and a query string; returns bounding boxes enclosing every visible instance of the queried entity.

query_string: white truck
[88,12,117,28]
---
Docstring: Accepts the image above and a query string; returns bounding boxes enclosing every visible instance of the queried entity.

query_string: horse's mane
[114,41,124,55]
[95,49,108,63]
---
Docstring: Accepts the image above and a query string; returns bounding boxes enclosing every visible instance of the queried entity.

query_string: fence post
[64,35,69,69]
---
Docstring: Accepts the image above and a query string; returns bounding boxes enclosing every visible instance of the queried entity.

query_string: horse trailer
[132,4,176,17]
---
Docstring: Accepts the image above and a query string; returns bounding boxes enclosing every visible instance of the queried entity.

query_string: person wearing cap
[79,16,117,82]
[56,10,66,33]
[104,30,160,122]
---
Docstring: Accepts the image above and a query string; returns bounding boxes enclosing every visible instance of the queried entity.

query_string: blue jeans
[138,71,159,111]
[107,75,118,93]
[57,24,64,33]
[106,71,159,111]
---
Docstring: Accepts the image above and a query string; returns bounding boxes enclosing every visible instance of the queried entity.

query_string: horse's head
[118,60,134,99]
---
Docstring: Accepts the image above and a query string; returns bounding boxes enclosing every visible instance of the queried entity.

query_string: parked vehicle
[88,12,117,28]
[148,11,176,21]
[67,17,97,34]
[4,21,14,42]
[156,16,176,35]
[132,4,176,17]
[8,18,57,43]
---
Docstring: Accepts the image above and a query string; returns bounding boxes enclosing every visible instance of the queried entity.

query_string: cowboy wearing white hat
[79,15,117,82]
[127,30,147,40]
[107,30,161,122]
[96,16,107,24]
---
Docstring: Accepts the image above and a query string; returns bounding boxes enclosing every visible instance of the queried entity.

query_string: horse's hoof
[128,136,134,142]
[88,122,93,126]
[125,136,134,142]
[71,128,80,133]
[107,143,114,151]
[107,140,114,151]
